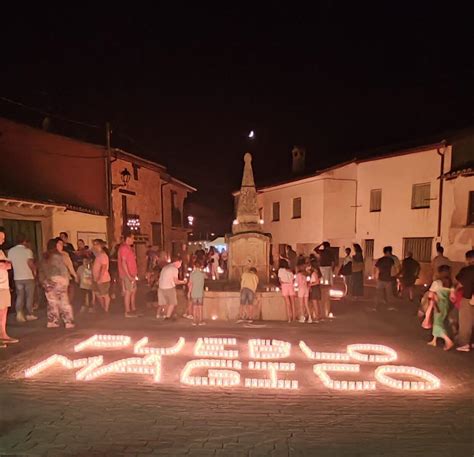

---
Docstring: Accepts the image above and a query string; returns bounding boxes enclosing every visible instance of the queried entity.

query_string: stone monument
[226,153,271,283]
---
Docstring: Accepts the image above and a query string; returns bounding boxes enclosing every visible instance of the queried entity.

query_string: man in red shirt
[118,233,139,318]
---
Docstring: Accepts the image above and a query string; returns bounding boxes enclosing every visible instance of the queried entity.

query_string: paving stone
[0,303,472,457]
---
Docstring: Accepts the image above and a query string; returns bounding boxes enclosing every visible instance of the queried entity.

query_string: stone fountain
[226,153,271,283]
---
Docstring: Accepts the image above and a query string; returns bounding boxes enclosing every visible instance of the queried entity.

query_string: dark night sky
[1,4,473,233]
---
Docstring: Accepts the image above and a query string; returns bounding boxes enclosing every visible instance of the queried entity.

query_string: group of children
[76,240,111,314]
[278,259,326,323]
[182,257,328,326]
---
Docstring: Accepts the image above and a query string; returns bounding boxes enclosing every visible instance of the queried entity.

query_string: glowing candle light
[346,344,397,363]
[299,341,350,361]
[180,359,241,387]
[194,338,238,358]
[313,363,376,391]
[374,365,441,391]
[25,355,103,378]
[134,337,185,356]
[248,339,291,359]
[78,354,162,382]
[74,335,131,352]
[245,361,298,389]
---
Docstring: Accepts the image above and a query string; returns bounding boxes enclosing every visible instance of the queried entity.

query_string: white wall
[258,179,324,248]
[356,148,443,259]
[52,211,108,247]
[257,163,357,256]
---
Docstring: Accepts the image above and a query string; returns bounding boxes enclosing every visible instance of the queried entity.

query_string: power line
[0,95,139,159]
[0,95,101,129]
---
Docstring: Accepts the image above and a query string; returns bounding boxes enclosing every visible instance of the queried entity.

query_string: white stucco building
[255,140,474,280]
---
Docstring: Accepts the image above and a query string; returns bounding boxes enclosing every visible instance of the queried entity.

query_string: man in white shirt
[0,227,19,346]
[157,257,186,320]
[8,234,38,322]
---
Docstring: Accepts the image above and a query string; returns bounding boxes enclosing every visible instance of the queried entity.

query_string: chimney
[291,146,306,175]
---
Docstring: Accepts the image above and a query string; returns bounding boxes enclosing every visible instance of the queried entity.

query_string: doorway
[1,219,43,258]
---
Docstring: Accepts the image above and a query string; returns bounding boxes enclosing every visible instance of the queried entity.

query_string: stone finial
[233,152,261,234]
[241,152,255,188]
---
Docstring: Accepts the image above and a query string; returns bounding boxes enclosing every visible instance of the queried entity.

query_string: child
[188,261,206,326]
[77,258,93,313]
[296,265,311,323]
[238,267,259,323]
[427,265,454,351]
[278,259,296,322]
[309,261,322,322]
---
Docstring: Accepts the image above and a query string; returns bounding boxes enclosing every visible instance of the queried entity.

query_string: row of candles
[74,335,132,352]
[133,337,185,355]
[25,335,442,391]
[180,359,242,386]
[314,363,377,391]
[248,339,292,359]
[374,365,441,391]
[194,337,239,358]
[26,353,440,391]
[299,341,398,363]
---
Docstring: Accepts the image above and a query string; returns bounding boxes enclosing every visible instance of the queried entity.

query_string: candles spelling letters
[24,335,441,392]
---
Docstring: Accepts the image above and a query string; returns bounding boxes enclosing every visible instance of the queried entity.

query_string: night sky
[1,4,473,233]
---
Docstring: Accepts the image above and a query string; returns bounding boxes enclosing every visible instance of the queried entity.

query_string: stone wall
[227,232,271,283]
[202,290,288,321]
[111,157,191,275]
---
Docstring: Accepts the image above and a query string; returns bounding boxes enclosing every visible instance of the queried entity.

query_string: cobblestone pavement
[0,299,473,457]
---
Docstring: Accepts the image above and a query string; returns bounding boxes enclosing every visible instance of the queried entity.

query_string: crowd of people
[0,226,472,353]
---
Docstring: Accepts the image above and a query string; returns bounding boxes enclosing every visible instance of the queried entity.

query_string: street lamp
[112,168,132,189]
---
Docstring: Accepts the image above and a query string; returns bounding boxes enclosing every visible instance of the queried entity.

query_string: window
[411,183,431,209]
[370,189,382,212]
[132,164,140,180]
[403,237,433,262]
[468,191,474,225]
[151,222,162,248]
[278,244,287,256]
[292,197,302,219]
[272,202,280,221]
[170,190,182,227]
[364,239,374,260]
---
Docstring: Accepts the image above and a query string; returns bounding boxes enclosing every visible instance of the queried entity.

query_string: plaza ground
[0,298,472,457]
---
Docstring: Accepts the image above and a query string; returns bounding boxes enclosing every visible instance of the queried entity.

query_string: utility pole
[105,122,115,245]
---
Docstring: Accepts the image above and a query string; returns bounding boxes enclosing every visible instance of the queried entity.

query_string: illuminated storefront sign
[24,335,442,392]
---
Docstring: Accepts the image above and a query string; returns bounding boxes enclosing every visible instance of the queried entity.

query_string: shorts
[240,287,255,305]
[0,289,11,309]
[297,289,309,299]
[281,283,295,297]
[94,282,110,297]
[122,277,137,292]
[158,288,177,307]
[310,285,321,300]
[192,297,203,306]
[319,266,333,286]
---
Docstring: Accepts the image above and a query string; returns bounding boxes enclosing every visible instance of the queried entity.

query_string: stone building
[0,117,195,273]
[109,149,195,275]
